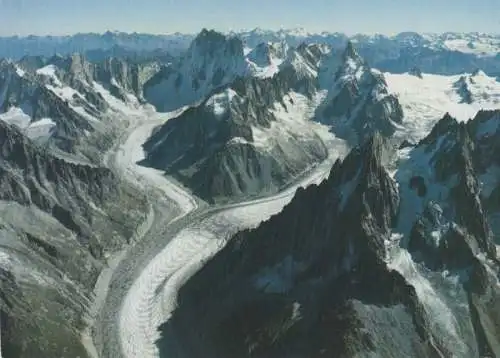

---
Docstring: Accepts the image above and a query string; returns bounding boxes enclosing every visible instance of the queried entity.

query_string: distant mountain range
[1,27,500,357]
[1,29,500,75]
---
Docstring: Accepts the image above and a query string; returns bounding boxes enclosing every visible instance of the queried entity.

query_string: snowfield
[0,107,56,139]
[442,37,500,57]
[252,90,333,149]
[385,71,500,142]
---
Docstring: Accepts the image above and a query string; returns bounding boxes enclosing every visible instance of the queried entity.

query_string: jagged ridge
[160,112,500,357]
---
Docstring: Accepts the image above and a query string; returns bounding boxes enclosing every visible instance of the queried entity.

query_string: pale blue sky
[0,0,498,36]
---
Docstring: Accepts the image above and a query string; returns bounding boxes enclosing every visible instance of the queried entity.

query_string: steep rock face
[284,42,331,80]
[404,110,500,246]
[245,41,290,78]
[453,75,474,103]
[0,119,146,254]
[144,29,249,112]
[0,60,94,149]
[318,42,404,144]
[162,117,500,357]
[247,42,289,68]
[52,54,159,102]
[0,120,147,357]
[161,135,438,358]
[98,57,160,101]
[0,208,100,358]
[398,113,496,263]
[394,112,500,357]
[467,110,500,243]
[43,53,160,104]
[142,66,329,202]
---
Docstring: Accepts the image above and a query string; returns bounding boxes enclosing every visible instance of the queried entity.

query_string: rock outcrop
[161,114,500,357]
[141,64,328,202]
[318,42,404,144]
[0,120,147,357]
[144,29,249,112]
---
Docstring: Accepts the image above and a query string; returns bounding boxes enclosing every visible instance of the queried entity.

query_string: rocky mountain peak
[453,75,473,103]
[144,29,249,112]
[191,29,244,59]
[419,112,460,146]
[247,42,273,67]
[162,134,431,358]
[336,42,367,80]
[164,114,500,357]
[281,43,329,81]
[332,132,399,238]
[318,46,403,143]
[394,31,427,46]
[247,41,289,68]
[342,40,361,62]
[296,42,330,68]
[468,109,500,140]
[398,112,498,267]
[196,28,226,42]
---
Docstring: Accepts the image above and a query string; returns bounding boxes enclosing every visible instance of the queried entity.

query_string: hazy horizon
[2,27,500,38]
[0,0,499,37]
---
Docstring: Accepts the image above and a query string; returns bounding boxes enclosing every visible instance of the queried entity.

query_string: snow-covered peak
[43,53,94,85]
[36,64,63,86]
[316,42,403,143]
[234,29,500,60]
[236,27,315,40]
[246,42,289,67]
[245,41,289,78]
[144,30,249,112]
[318,42,367,88]
[342,40,360,61]
[36,64,58,77]
[0,107,56,139]
[204,88,240,116]
[283,43,330,80]
[184,29,248,77]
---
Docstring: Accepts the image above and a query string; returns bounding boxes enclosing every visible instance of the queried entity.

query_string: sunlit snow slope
[385,71,500,142]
